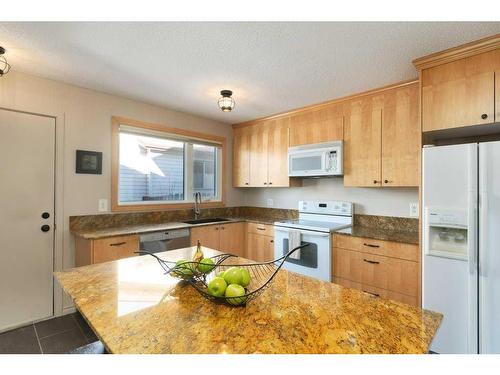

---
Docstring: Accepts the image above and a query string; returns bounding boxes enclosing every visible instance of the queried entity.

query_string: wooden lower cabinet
[190,225,220,249]
[75,234,139,266]
[246,223,275,262]
[332,234,419,306]
[190,222,246,257]
[219,222,246,257]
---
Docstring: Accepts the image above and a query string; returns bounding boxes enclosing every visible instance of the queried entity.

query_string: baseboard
[62,306,77,315]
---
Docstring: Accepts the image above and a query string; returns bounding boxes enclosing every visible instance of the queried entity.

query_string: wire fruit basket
[138,243,310,306]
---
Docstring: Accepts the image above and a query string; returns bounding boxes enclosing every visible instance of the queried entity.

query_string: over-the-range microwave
[288,141,343,177]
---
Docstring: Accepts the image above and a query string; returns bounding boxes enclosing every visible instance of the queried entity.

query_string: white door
[422,144,478,354]
[479,141,500,353]
[0,109,55,331]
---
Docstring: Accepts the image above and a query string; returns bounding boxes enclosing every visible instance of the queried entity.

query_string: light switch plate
[267,198,274,207]
[98,199,108,212]
[409,202,419,217]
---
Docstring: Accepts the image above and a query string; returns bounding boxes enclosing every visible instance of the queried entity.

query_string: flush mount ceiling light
[218,90,235,112]
[0,47,11,77]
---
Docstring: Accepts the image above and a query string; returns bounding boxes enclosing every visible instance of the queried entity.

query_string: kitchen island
[55,247,441,354]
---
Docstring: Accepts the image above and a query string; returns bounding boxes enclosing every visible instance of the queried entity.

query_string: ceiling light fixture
[0,47,11,77]
[218,90,235,112]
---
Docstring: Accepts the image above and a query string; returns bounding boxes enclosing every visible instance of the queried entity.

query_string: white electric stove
[274,200,353,281]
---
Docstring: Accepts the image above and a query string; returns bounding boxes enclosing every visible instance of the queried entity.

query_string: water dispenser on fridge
[424,207,469,261]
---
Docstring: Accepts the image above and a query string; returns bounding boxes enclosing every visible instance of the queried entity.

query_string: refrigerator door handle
[479,160,488,278]
[468,189,478,275]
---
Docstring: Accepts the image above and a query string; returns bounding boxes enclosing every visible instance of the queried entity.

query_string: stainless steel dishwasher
[139,228,191,254]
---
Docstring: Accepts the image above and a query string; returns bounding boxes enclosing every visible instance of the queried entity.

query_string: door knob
[41,225,50,232]
[41,212,50,219]
[481,113,488,120]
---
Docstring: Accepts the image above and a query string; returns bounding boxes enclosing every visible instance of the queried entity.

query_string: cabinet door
[267,117,290,187]
[248,122,269,187]
[343,108,382,187]
[92,235,139,264]
[496,70,500,121]
[333,247,362,283]
[289,104,343,147]
[264,236,275,262]
[232,127,250,187]
[219,222,245,257]
[381,84,420,187]
[190,225,220,250]
[422,54,497,131]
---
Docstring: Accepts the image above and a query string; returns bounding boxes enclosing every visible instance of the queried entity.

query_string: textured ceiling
[0,22,499,124]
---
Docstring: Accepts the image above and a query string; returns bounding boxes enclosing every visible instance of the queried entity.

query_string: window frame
[111,116,226,212]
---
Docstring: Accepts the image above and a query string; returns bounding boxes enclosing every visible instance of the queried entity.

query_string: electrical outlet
[98,199,108,212]
[409,202,419,217]
[267,198,274,207]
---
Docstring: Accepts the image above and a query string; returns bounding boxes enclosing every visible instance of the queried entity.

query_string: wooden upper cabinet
[417,47,500,132]
[267,117,291,187]
[232,127,250,187]
[289,104,343,147]
[381,84,420,187]
[248,122,269,187]
[496,69,500,121]
[344,106,382,187]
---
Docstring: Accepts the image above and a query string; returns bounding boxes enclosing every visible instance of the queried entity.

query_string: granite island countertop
[55,247,441,354]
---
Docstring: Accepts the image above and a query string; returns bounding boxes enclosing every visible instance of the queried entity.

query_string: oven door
[274,227,331,281]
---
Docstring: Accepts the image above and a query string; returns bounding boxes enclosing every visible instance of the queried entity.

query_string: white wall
[0,71,243,311]
[243,178,419,218]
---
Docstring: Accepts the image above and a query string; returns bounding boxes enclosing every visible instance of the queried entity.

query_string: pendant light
[218,90,235,112]
[0,47,11,77]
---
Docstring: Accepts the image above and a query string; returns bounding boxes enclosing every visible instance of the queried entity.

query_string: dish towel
[288,230,302,260]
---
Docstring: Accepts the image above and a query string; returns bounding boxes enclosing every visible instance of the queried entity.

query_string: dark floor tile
[72,312,98,342]
[35,314,79,339]
[0,325,41,354]
[39,328,87,354]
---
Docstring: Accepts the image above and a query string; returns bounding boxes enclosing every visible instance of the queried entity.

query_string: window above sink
[111,116,226,212]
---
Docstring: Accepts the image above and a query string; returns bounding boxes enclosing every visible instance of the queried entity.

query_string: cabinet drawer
[360,253,418,296]
[333,277,418,306]
[247,222,274,237]
[92,234,139,264]
[332,234,418,262]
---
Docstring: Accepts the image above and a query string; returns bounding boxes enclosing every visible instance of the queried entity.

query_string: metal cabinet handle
[270,240,274,243]
[263,182,267,185]
[221,226,225,230]
[363,258,380,264]
[215,227,219,231]
[245,182,249,185]
[256,227,266,231]
[373,180,380,184]
[41,224,50,232]
[363,290,380,297]
[481,113,488,120]
[41,212,50,219]
[269,182,273,185]
[109,242,126,246]
[384,179,392,184]
[363,243,380,248]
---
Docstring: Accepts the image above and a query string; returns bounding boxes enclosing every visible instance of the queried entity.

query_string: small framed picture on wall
[76,150,102,174]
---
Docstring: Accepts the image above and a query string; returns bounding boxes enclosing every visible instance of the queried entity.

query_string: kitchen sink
[182,217,230,225]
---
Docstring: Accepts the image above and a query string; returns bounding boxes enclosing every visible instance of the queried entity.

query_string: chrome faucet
[194,192,202,220]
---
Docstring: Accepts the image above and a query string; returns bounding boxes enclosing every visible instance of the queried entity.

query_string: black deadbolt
[41,225,50,232]
[42,212,50,219]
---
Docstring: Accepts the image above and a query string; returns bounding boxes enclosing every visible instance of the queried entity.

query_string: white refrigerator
[422,141,500,354]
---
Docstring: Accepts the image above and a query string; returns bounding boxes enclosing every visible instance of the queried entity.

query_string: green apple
[225,284,246,306]
[207,277,227,297]
[223,267,243,285]
[173,259,195,277]
[240,268,251,287]
[217,271,225,278]
[198,258,215,274]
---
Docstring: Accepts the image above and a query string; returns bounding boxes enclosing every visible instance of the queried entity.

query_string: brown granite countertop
[72,216,282,240]
[334,225,419,245]
[55,247,441,354]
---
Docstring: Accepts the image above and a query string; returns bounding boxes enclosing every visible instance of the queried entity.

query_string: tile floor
[0,312,99,354]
